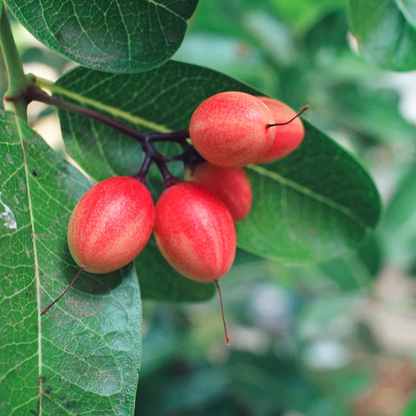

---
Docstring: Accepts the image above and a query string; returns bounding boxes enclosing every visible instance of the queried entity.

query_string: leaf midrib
[246,164,371,232]
[46,81,171,133]
[14,115,42,414]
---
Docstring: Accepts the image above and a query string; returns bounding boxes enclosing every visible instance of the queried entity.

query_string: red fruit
[185,163,252,222]
[189,91,275,168]
[67,176,155,274]
[154,182,236,282]
[256,97,305,163]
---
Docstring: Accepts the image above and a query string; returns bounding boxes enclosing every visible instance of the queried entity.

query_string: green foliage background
[1,0,416,415]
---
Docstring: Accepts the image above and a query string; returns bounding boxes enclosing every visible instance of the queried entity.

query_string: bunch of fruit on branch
[41,91,307,343]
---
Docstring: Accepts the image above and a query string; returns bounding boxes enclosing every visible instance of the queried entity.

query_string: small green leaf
[4,0,198,73]
[0,112,141,415]
[383,166,416,270]
[347,0,416,71]
[54,60,380,264]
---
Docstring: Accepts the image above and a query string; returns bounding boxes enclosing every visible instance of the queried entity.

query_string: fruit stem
[148,129,190,147]
[133,153,153,184]
[138,135,181,187]
[268,105,310,128]
[156,159,181,188]
[215,280,230,345]
[13,80,203,184]
[166,143,205,165]
[41,265,85,315]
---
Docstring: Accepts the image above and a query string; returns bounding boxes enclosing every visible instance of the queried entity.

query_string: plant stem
[149,129,190,146]
[28,87,148,143]
[0,4,28,121]
[133,153,153,184]
[25,83,197,184]
[10,75,202,184]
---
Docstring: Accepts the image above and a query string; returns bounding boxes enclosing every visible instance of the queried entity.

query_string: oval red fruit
[189,92,275,167]
[185,163,252,222]
[154,182,236,282]
[68,176,155,274]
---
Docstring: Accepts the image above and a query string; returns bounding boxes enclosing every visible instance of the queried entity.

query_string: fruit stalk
[24,84,199,186]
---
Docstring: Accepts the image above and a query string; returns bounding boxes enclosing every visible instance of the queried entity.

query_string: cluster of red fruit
[42,92,305,338]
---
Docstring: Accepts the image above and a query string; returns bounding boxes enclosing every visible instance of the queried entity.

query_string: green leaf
[53,60,380,264]
[347,0,416,71]
[0,112,141,415]
[4,0,197,73]
[383,166,416,270]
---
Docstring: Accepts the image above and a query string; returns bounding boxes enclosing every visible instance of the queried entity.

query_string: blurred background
[2,0,416,415]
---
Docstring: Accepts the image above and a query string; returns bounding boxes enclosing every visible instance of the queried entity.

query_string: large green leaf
[53,60,380,264]
[0,112,141,415]
[4,0,198,73]
[347,0,416,71]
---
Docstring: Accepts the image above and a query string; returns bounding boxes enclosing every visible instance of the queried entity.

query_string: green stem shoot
[0,4,28,121]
